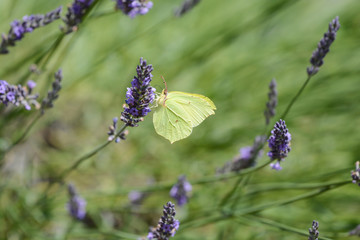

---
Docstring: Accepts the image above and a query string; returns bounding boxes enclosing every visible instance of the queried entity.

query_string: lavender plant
[170,175,192,206]
[147,202,179,240]
[0,6,62,54]
[67,184,87,220]
[62,0,94,33]
[267,119,291,170]
[264,78,277,125]
[308,220,319,240]
[115,0,153,18]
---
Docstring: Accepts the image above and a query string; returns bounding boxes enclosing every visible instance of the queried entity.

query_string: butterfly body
[153,90,216,143]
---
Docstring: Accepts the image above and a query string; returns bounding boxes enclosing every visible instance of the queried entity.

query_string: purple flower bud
[121,58,156,127]
[170,175,192,206]
[27,80,36,89]
[308,220,319,240]
[115,0,153,18]
[307,17,340,76]
[66,184,87,220]
[351,161,360,186]
[147,202,179,240]
[62,0,94,33]
[1,7,62,54]
[175,0,201,17]
[264,78,277,125]
[267,119,291,170]
[41,69,62,114]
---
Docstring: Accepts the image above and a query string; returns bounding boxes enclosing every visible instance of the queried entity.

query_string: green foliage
[0,0,360,239]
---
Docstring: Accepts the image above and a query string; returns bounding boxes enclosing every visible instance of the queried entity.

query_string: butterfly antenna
[161,76,168,96]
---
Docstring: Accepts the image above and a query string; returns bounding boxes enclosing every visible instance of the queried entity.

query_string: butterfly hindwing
[153,90,216,143]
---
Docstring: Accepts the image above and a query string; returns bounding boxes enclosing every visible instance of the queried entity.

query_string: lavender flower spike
[308,220,319,240]
[351,161,360,186]
[107,117,128,142]
[66,184,87,220]
[41,70,62,114]
[0,80,39,110]
[307,16,340,76]
[147,202,179,240]
[115,0,153,18]
[170,175,192,206]
[175,0,201,17]
[62,0,94,33]
[0,7,62,54]
[268,119,291,170]
[121,58,156,127]
[264,78,277,125]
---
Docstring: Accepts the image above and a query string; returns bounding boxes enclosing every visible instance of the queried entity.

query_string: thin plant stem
[280,75,312,120]
[180,182,347,230]
[236,216,334,240]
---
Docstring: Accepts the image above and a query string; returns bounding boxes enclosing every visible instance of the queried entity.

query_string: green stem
[280,75,312,120]
[237,215,334,240]
[60,124,127,180]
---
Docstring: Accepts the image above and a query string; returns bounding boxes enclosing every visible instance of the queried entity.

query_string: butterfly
[153,85,216,143]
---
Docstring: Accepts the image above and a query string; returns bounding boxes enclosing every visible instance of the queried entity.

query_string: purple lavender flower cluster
[66,184,87,220]
[308,220,319,240]
[115,0,153,18]
[175,0,201,17]
[0,7,62,54]
[0,80,39,110]
[170,175,192,206]
[121,58,156,127]
[41,70,63,114]
[107,117,128,142]
[62,0,94,33]
[147,202,179,240]
[351,161,360,186]
[268,119,291,170]
[217,135,266,174]
[307,17,340,76]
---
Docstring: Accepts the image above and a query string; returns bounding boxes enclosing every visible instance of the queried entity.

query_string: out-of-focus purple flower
[0,7,62,54]
[115,0,153,18]
[264,78,277,125]
[107,117,129,142]
[307,17,340,76]
[147,202,179,240]
[170,175,192,206]
[349,224,360,236]
[121,58,156,127]
[27,80,36,90]
[41,69,62,114]
[66,184,87,220]
[308,220,319,240]
[0,80,39,110]
[62,0,94,33]
[217,136,266,174]
[175,0,201,17]
[268,119,291,170]
[351,161,360,186]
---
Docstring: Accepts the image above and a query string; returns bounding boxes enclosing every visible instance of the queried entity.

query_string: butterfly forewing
[167,91,216,127]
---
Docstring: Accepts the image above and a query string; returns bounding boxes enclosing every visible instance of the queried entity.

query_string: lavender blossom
[217,136,266,174]
[115,0,153,18]
[41,70,62,114]
[351,161,360,186]
[349,224,360,236]
[170,175,192,206]
[175,0,201,17]
[0,80,39,110]
[121,58,156,127]
[147,202,179,240]
[268,119,291,170]
[307,17,340,76]
[62,0,94,33]
[66,184,87,220]
[107,117,128,142]
[308,220,319,240]
[0,7,62,54]
[264,78,277,125]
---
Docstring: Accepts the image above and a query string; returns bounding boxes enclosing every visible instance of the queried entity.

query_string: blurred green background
[0,0,360,239]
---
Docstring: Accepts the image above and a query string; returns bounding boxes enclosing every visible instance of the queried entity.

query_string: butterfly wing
[153,99,193,144]
[167,91,216,127]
